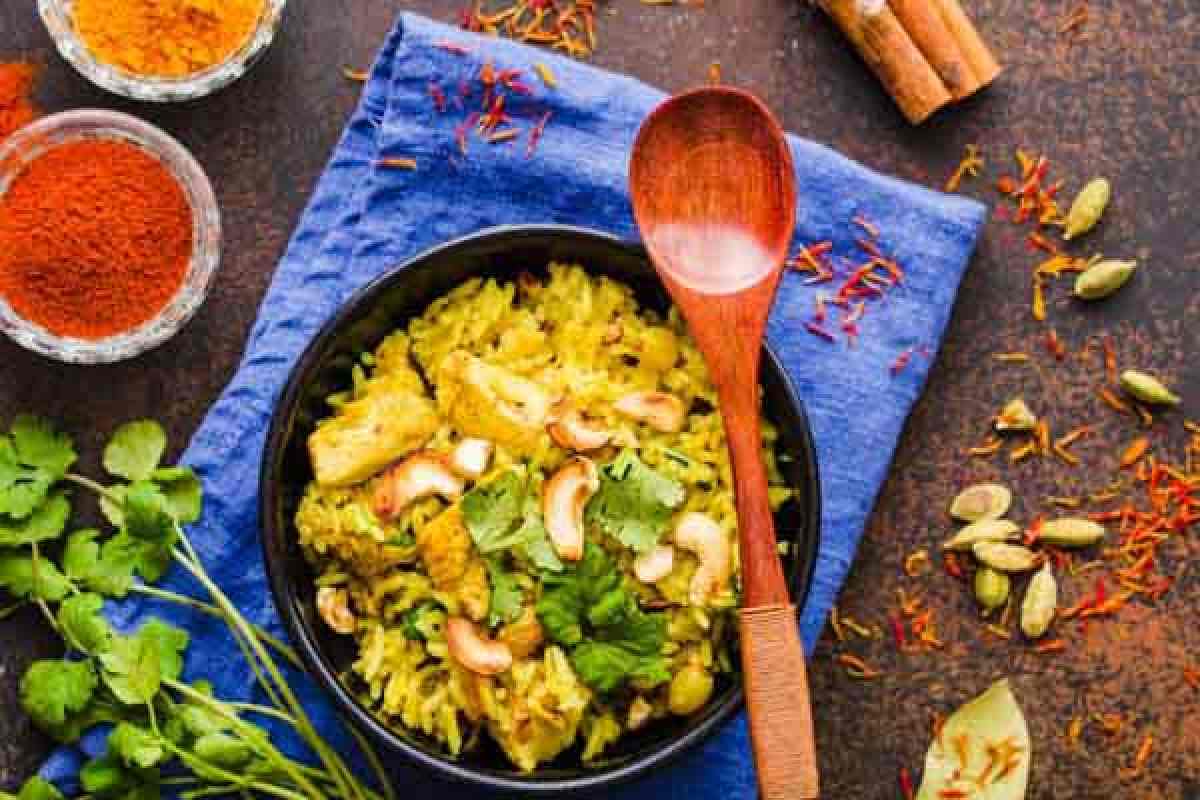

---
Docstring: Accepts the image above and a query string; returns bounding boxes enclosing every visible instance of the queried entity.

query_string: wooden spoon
[630,87,819,799]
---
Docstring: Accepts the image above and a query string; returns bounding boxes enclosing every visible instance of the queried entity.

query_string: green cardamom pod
[973,566,1010,611]
[1120,369,1181,406]
[949,483,1013,522]
[943,519,1020,551]
[995,397,1037,432]
[1074,259,1136,300]
[972,541,1040,573]
[1020,563,1057,638]
[1063,178,1111,240]
[1039,518,1106,548]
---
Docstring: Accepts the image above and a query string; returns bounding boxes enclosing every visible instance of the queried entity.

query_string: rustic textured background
[1,0,1197,797]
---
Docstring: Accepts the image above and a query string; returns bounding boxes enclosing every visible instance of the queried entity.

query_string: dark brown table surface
[2,1,1197,797]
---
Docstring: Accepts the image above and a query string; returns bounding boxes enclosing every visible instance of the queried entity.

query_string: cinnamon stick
[931,0,1003,86]
[820,0,952,124]
[888,0,980,98]
[819,0,1002,124]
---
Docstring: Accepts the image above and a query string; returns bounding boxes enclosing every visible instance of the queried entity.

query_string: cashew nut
[614,391,687,433]
[373,452,464,520]
[316,587,356,635]
[633,544,675,584]
[450,438,493,479]
[673,512,732,607]
[446,617,513,675]
[542,456,599,562]
[547,401,611,452]
[627,696,653,730]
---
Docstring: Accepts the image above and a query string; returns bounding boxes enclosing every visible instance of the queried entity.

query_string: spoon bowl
[631,88,819,800]
[630,89,795,296]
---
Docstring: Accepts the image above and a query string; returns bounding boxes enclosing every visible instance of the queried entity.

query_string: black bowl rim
[259,224,822,794]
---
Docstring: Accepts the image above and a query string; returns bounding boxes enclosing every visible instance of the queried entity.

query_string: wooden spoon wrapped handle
[741,604,820,799]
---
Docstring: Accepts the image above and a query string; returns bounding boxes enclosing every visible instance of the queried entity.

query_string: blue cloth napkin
[44,11,985,798]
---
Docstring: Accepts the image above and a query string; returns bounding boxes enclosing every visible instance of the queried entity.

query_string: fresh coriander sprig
[0,417,395,800]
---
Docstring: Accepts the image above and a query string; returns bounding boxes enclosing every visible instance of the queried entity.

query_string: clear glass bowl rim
[0,110,222,365]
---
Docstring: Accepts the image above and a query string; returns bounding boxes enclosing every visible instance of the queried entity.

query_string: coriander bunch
[0,417,393,800]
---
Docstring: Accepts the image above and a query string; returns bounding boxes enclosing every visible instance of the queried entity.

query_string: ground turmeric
[73,0,266,78]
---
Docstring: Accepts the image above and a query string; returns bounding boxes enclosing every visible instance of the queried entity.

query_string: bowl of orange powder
[0,110,221,364]
[39,0,286,102]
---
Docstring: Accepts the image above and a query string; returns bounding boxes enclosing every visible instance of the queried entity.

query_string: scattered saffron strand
[378,157,418,170]
[342,66,368,82]
[945,144,983,192]
[526,110,551,157]
[1058,1,1089,35]
[804,321,836,343]
[835,652,882,679]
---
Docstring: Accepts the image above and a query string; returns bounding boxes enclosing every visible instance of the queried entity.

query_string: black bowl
[260,225,821,794]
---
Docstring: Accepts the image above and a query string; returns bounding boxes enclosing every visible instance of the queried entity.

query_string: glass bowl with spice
[0,110,221,364]
[38,0,286,102]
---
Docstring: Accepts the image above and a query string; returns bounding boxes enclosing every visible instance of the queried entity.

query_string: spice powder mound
[73,0,266,78]
[0,140,193,341]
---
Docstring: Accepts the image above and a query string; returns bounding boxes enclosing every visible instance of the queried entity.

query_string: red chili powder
[0,140,194,340]
[0,63,38,143]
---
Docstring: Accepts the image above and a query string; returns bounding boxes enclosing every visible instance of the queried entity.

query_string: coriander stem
[180,786,239,799]
[170,538,374,800]
[0,601,24,620]
[163,678,325,799]
[349,723,397,800]
[128,583,302,669]
[228,700,297,723]
[171,549,287,712]
[63,472,121,501]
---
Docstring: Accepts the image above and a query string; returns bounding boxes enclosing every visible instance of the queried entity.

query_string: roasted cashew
[447,617,513,675]
[373,452,464,520]
[542,456,599,561]
[673,512,732,607]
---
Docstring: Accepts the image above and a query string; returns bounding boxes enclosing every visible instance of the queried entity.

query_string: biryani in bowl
[294,263,793,772]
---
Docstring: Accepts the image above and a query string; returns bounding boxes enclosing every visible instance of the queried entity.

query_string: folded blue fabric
[44,11,984,797]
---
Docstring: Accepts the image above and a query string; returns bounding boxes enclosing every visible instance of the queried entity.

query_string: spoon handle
[721,379,820,799]
[741,607,820,799]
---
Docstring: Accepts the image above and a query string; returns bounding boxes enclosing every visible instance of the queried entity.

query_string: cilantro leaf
[569,641,670,693]
[6,777,64,800]
[58,593,113,655]
[80,752,161,800]
[153,467,202,524]
[20,659,98,729]
[123,482,175,541]
[119,483,179,581]
[109,723,165,769]
[399,601,442,642]
[98,484,126,528]
[193,732,253,768]
[103,421,167,482]
[0,550,72,601]
[586,450,684,553]
[63,529,136,597]
[0,417,76,520]
[535,543,668,692]
[462,469,562,570]
[536,543,623,647]
[461,470,526,550]
[100,619,189,705]
[0,492,72,547]
[485,557,523,629]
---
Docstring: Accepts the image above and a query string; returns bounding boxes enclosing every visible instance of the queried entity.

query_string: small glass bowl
[0,110,221,364]
[38,0,286,103]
